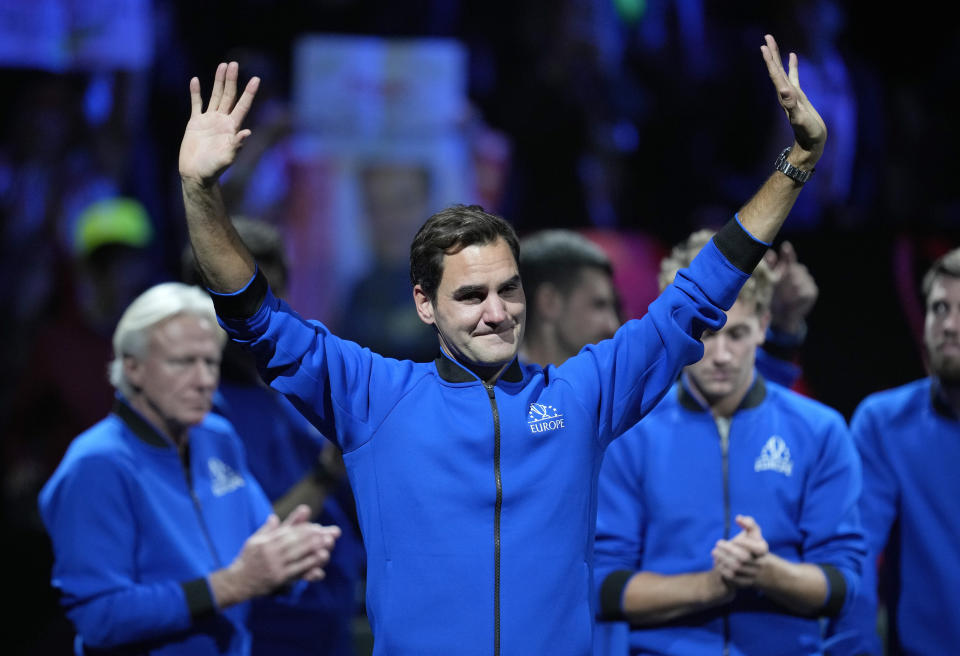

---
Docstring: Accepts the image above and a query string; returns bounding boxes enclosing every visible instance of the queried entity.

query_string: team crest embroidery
[208,457,246,496]
[754,436,793,476]
[528,403,565,434]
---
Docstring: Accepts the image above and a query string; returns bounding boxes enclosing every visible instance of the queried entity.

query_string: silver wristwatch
[774,146,814,184]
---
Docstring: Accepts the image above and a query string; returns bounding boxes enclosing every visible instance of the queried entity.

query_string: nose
[944,307,960,333]
[711,335,734,364]
[192,360,219,389]
[602,309,620,339]
[482,294,509,326]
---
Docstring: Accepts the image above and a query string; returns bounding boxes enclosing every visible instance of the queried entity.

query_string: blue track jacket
[38,398,274,655]
[595,376,865,655]
[826,378,960,655]
[210,219,768,656]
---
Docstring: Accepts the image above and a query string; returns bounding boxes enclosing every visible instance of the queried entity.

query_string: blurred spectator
[825,247,960,654]
[340,161,439,360]
[4,196,162,530]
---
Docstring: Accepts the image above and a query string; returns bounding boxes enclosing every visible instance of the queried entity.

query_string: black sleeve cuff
[182,577,217,620]
[713,218,770,275]
[818,563,847,617]
[598,570,634,621]
[210,268,269,320]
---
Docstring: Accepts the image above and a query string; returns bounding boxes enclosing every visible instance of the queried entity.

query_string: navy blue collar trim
[678,374,767,413]
[931,378,960,420]
[112,398,172,448]
[434,353,524,384]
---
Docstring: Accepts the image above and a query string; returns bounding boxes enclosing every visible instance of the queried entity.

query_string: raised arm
[179,62,260,292]
[738,34,827,243]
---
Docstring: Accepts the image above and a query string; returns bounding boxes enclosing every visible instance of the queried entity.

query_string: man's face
[555,267,620,358]
[414,237,525,368]
[685,298,768,406]
[125,314,222,439]
[925,274,960,383]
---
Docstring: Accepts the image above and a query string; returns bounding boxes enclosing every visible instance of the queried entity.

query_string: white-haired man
[39,282,340,655]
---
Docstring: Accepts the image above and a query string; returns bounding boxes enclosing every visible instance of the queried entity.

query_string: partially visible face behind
[555,267,620,358]
[925,274,960,384]
[685,298,768,407]
[125,314,222,441]
[415,237,526,369]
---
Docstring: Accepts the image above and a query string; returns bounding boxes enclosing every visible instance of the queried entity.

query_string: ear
[123,355,145,390]
[757,310,772,346]
[536,283,565,322]
[413,285,436,326]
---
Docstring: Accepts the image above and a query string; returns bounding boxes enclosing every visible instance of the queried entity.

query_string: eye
[930,300,949,316]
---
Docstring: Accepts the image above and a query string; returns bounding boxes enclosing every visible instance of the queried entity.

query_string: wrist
[180,173,220,191]
[706,569,736,603]
[787,141,822,170]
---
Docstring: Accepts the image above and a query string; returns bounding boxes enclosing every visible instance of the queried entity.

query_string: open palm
[179,61,260,185]
[760,34,826,153]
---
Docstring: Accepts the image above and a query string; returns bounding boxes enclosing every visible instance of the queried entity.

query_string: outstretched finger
[761,34,784,79]
[231,76,261,125]
[189,77,203,117]
[219,61,240,113]
[788,52,800,88]
[780,241,797,266]
[207,62,227,112]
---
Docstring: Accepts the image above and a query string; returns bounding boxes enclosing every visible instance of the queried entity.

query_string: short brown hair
[409,204,520,301]
[922,247,960,303]
[658,229,774,315]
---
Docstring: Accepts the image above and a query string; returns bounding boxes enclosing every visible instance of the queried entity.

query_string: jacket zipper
[181,448,222,567]
[718,417,731,656]
[484,382,502,656]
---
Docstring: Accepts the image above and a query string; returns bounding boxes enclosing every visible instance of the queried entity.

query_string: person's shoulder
[40,416,138,502]
[58,414,135,463]
[764,382,846,428]
[855,378,930,416]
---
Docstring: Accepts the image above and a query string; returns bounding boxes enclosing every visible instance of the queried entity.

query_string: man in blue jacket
[594,230,865,655]
[826,247,960,655]
[178,35,826,656]
[38,282,341,655]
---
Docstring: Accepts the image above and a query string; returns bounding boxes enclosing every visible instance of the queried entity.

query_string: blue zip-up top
[38,398,274,655]
[595,376,865,655]
[211,218,767,656]
[825,377,960,656]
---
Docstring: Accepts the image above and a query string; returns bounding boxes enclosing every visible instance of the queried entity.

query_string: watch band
[774,146,814,184]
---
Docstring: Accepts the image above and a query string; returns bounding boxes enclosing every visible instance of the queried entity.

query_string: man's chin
[929,352,960,385]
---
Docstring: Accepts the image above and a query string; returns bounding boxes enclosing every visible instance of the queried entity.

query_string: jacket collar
[678,372,767,413]
[930,377,960,420]
[112,397,174,448]
[434,352,524,384]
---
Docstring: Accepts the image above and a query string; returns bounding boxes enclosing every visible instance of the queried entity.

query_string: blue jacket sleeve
[558,219,762,443]
[593,429,646,620]
[214,276,420,453]
[39,455,202,649]
[796,413,866,617]
[825,399,896,655]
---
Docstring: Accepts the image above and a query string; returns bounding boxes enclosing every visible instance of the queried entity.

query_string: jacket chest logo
[528,403,565,434]
[754,436,793,477]
[208,457,246,496]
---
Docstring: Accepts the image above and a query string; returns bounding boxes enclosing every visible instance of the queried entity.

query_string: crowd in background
[2,1,959,653]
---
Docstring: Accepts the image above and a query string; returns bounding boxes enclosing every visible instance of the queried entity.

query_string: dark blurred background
[2,1,958,653]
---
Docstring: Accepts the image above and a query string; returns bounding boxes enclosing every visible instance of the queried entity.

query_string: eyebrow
[451,275,521,299]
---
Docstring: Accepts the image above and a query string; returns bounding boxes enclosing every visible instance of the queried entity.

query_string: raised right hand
[178,61,260,186]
